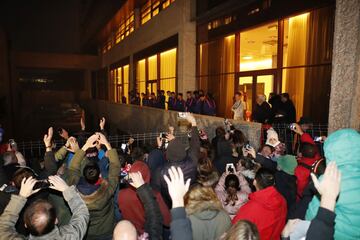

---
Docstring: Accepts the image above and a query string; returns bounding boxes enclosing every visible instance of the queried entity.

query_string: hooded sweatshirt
[295,133,321,201]
[118,161,171,234]
[232,186,287,240]
[188,201,231,240]
[306,129,360,239]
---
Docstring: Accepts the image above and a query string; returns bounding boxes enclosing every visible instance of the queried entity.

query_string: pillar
[328,0,360,132]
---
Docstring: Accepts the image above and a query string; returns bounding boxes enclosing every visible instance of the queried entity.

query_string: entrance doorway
[237,71,276,120]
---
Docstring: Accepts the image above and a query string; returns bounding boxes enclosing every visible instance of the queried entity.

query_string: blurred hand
[281,219,300,238]
[164,167,190,208]
[67,137,79,152]
[156,137,162,148]
[185,113,196,127]
[246,146,256,158]
[48,175,69,192]
[129,172,145,189]
[97,132,111,149]
[80,117,86,131]
[99,117,106,130]
[43,127,53,148]
[82,134,100,151]
[19,177,40,198]
[128,137,135,145]
[292,123,304,135]
[311,161,341,211]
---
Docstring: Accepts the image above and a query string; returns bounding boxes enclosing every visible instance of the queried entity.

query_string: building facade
[94,0,335,123]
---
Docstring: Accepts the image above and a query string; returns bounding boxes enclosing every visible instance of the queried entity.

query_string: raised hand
[164,167,190,208]
[99,117,106,131]
[291,123,304,135]
[43,127,53,148]
[82,134,100,151]
[80,116,86,131]
[59,128,69,140]
[311,161,341,211]
[97,132,111,150]
[48,175,70,192]
[67,137,80,152]
[129,172,145,189]
[19,177,41,198]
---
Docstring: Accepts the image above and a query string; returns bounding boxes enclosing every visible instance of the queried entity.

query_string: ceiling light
[242,56,253,60]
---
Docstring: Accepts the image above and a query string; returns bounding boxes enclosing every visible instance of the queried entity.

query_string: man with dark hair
[0,175,89,239]
[175,93,186,112]
[291,123,321,201]
[64,132,121,240]
[185,91,195,113]
[280,93,296,123]
[232,168,287,240]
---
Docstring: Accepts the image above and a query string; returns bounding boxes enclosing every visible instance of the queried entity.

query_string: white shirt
[232,100,246,120]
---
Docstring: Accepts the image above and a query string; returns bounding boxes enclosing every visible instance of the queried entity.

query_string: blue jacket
[306,129,360,239]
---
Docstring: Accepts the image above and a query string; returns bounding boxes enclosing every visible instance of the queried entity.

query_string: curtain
[160,48,176,93]
[137,59,146,95]
[148,55,157,81]
[283,13,309,120]
[123,65,129,102]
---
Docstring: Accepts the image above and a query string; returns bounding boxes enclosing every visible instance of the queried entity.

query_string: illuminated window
[141,0,175,25]
[136,48,177,105]
[111,64,129,103]
[115,11,135,44]
[239,21,278,71]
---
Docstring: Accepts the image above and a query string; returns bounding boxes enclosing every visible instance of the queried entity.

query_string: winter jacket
[185,98,196,113]
[170,207,192,240]
[295,133,321,201]
[0,186,89,240]
[252,101,272,123]
[232,186,287,240]
[306,129,360,239]
[156,127,200,207]
[137,184,164,240]
[215,171,251,218]
[118,161,170,234]
[64,148,121,239]
[214,139,237,175]
[175,99,186,112]
[188,201,231,240]
[275,170,297,217]
[306,207,335,240]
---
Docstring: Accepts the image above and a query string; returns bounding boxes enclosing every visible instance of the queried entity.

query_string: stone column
[177,0,197,94]
[328,0,360,132]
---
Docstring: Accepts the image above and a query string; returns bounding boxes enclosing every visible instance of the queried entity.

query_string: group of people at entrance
[128,90,217,116]
[231,92,296,124]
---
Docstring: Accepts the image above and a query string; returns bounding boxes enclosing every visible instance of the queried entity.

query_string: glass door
[237,73,275,121]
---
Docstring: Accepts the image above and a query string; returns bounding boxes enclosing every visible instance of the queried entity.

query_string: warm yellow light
[241,59,272,71]
[242,56,253,60]
[161,48,177,56]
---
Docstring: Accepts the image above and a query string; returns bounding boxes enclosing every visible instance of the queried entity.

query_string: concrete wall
[101,0,197,94]
[81,100,263,149]
[328,0,360,132]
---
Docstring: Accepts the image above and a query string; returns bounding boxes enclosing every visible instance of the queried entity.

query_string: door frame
[235,69,278,115]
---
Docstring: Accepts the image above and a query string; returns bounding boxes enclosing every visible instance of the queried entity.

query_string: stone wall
[328,0,360,132]
[81,100,263,149]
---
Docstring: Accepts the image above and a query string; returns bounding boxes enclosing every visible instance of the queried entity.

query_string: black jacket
[170,207,192,240]
[137,184,163,240]
[155,127,200,208]
[252,101,272,123]
[306,207,335,240]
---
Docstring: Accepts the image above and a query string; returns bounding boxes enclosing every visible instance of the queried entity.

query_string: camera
[289,123,296,131]
[314,136,322,142]
[160,132,168,139]
[8,139,17,149]
[226,163,235,174]
[245,143,252,150]
[33,179,51,190]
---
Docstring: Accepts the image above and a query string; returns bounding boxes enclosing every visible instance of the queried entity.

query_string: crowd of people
[127,90,216,116]
[0,113,359,240]
[125,89,296,124]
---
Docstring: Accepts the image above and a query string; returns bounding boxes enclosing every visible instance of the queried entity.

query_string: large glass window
[141,0,176,25]
[115,11,135,44]
[111,64,130,103]
[136,48,177,105]
[240,22,278,71]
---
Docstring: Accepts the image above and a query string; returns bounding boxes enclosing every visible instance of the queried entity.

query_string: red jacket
[294,133,321,201]
[232,186,287,240]
[118,161,171,234]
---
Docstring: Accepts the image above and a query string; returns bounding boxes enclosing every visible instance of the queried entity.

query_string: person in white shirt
[231,92,246,121]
